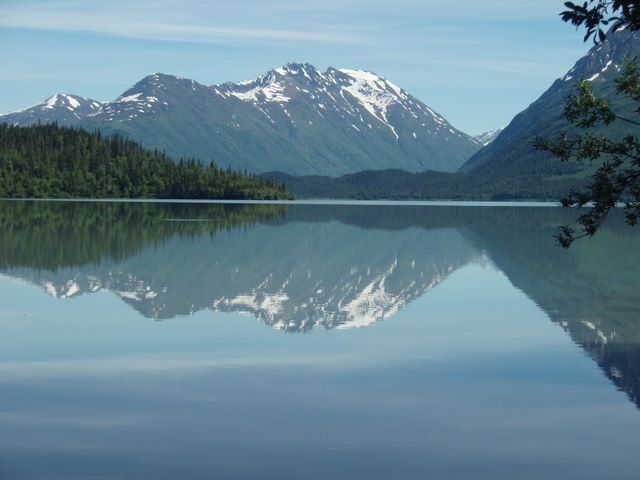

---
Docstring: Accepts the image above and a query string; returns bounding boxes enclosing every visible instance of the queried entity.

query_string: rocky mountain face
[462,29,640,176]
[0,64,481,176]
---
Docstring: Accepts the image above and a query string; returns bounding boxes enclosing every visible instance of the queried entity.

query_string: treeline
[0,123,292,199]
[261,168,588,201]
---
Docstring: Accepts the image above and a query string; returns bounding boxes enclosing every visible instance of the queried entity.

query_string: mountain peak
[135,72,195,88]
[275,62,319,75]
[0,93,102,125]
[95,73,212,122]
[41,93,101,111]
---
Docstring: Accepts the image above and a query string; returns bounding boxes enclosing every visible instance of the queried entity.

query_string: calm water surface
[0,200,639,479]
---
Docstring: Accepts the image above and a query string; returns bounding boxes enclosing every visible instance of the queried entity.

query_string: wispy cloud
[0,0,565,46]
[0,1,370,45]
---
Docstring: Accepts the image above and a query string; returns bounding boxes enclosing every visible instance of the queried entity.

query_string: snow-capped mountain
[474,128,503,146]
[0,64,480,176]
[216,63,466,147]
[0,93,103,126]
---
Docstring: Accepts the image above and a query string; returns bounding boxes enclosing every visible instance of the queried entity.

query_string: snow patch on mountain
[118,93,144,103]
[474,128,503,146]
[336,69,404,139]
[41,94,101,114]
[96,85,164,121]
[337,258,400,329]
[228,77,291,103]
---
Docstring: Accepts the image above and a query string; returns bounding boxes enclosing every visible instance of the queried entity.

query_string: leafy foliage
[536,57,640,246]
[0,123,292,200]
[561,1,640,43]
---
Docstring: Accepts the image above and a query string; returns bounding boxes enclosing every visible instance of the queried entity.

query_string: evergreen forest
[0,124,292,200]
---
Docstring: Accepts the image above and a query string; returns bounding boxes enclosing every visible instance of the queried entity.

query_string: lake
[0,200,639,479]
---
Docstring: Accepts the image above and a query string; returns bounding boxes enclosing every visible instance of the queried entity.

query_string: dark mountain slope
[462,29,640,178]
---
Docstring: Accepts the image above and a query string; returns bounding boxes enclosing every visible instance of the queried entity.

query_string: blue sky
[0,0,590,134]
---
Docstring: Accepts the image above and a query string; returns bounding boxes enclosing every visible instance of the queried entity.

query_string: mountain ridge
[461,29,640,176]
[0,64,481,176]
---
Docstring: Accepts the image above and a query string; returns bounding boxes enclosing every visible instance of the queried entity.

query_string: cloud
[0,0,564,46]
[0,1,370,45]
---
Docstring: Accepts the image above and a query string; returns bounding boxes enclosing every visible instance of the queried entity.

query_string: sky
[0,0,591,134]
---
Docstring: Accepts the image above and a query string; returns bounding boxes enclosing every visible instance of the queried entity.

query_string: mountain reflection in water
[1,200,639,411]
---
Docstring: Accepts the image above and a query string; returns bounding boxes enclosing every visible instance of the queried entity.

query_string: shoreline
[0,197,563,207]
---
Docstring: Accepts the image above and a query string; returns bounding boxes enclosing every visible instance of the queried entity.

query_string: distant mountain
[462,29,640,176]
[0,93,102,125]
[0,64,481,176]
[474,128,503,146]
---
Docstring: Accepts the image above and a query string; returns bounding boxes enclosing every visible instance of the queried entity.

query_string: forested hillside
[261,169,583,200]
[0,124,291,199]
